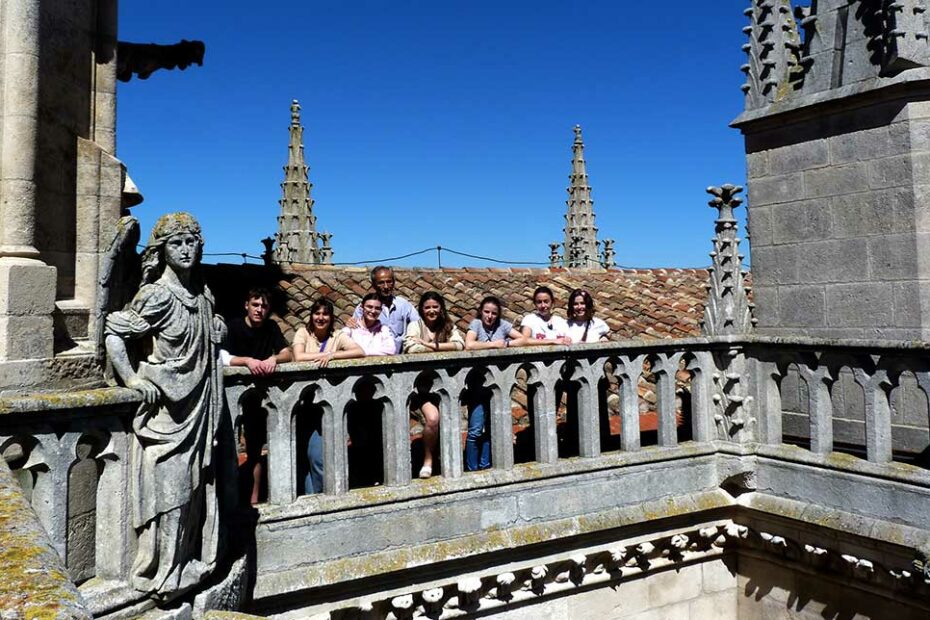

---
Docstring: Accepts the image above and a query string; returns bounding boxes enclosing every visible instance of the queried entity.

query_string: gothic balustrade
[744,337,930,466]
[4,336,930,611]
[222,338,724,507]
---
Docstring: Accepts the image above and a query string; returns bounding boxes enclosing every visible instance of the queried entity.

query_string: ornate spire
[562,125,600,268]
[702,185,755,336]
[273,99,332,264]
[741,0,804,110]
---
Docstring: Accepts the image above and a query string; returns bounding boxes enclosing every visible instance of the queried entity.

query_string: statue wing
[96,216,142,365]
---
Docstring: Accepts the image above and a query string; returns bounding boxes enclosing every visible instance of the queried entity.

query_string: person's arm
[106,334,160,403]
[403,321,430,354]
[520,327,565,347]
[465,329,506,350]
[506,328,529,348]
[308,337,364,368]
[230,355,268,375]
[345,304,362,329]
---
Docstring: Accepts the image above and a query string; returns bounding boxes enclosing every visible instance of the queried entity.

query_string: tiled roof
[275,266,711,341]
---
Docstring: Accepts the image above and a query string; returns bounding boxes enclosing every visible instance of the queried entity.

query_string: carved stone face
[164,232,200,272]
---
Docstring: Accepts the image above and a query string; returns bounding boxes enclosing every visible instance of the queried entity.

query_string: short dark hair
[370,265,393,282]
[361,292,382,305]
[533,286,554,301]
[246,287,271,306]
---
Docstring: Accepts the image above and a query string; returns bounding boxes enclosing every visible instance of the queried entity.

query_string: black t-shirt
[226,317,288,360]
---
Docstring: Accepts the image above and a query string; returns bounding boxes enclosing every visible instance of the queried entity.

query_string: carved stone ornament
[103,213,231,598]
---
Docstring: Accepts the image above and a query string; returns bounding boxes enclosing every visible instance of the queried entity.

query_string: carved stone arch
[0,434,47,500]
[346,374,392,488]
[67,430,111,584]
[407,368,445,478]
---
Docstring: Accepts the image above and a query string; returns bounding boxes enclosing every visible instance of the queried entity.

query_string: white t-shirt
[565,317,609,343]
[520,313,569,340]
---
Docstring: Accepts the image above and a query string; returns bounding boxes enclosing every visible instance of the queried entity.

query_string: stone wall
[742,97,930,340]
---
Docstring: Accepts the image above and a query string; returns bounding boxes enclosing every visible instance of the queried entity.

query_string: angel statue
[104,212,228,596]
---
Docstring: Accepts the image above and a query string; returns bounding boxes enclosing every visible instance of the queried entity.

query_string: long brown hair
[568,289,595,342]
[418,291,452,342]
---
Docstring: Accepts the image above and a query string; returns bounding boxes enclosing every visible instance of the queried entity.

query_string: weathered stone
[776,286,825,327]
[771,199,833,244]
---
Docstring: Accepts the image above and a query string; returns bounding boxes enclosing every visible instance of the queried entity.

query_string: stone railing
[223,337,724,504]
[743,336,930,464]
[3,336,930,616]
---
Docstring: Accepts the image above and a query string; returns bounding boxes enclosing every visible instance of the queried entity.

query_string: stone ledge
[0,385,139,415]
[252,490,734,600]
[258,444,718,523]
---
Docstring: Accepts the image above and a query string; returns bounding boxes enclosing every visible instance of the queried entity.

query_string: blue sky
[118,1,749,269]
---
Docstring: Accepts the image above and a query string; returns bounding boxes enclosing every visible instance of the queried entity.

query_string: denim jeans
[465,402,491,471]
[304,430,324,494]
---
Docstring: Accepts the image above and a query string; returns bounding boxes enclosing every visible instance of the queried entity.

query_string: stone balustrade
[223,337,722,505]
[3,336,930,616]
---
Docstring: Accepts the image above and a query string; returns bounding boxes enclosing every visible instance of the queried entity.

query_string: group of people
[222,265,610,502]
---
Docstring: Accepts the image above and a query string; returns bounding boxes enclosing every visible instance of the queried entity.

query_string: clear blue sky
[117,1,749,269]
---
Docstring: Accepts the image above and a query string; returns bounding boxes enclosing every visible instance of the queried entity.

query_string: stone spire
[701,185,755,336]
[273,99,332,264]
[562,125,600,268]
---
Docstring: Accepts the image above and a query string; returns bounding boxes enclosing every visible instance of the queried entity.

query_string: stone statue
[104,213,227,596]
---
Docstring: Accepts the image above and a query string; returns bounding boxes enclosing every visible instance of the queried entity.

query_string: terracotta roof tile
[272,265,710,341]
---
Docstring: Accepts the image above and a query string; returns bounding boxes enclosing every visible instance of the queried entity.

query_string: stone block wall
[743,98,930,340]
[737,555,927,620]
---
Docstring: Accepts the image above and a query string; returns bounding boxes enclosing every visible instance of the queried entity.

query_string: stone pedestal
[0,257,57,360]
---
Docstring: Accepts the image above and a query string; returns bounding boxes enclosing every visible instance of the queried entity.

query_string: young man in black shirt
[223,288,292,504]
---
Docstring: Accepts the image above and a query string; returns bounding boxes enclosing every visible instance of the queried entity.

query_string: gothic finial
[601,238,616,269]
[260,236,275,266]
[549,242,562,268]
[560,125,601,269]
[702,184,755,336]
[273,100,332,265]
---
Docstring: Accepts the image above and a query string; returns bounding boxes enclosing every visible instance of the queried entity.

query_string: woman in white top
[566,289,609,343]
[520,286,571,346]
[403,291,465,478]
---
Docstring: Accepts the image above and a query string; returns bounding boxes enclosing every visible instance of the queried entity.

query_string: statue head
[140,212,204,283]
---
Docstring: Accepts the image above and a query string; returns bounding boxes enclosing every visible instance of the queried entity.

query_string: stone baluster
[488,365,519,471]
[92,419,131,580]
[438,368,466,479]
[748,357,784,446]
[384,372,416,487]
[528,361,563,464]
[686,352,716,443]
[614,354,647,451]
[852,359,893,464]
[798,360,834,455]
[320,381,352,495]
[653,352,684,448]
[266,382,304,505]
[574,358,607,457]
[29,431,77,562]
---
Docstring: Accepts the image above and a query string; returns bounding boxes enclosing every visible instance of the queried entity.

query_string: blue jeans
[305,430,324,494]
[465,402,491,471]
